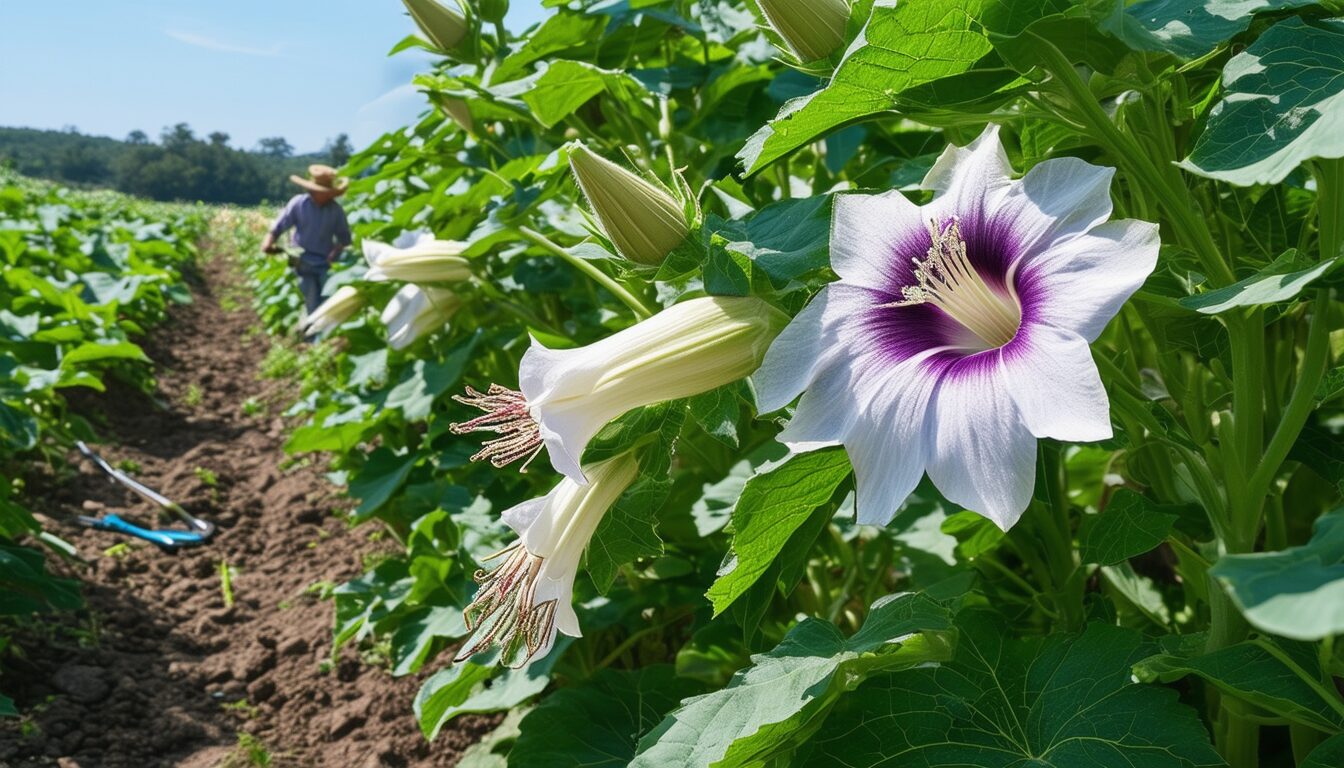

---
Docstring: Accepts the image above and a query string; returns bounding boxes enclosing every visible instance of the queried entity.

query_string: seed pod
[402,0,470,55]
[758,0,850,62]
[568,144,689,267]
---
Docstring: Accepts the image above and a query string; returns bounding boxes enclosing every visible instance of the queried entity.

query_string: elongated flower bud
[364,235,472,284]
[301,286,364,336]
[434,95,475,134]
[402,0,470,55]
[457,452,638,667]
[381,284,462,350]
[569,144,689,267]
[452,296,789,482]
[758,0,849,62]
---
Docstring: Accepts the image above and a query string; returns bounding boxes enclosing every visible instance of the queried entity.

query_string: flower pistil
[450,385,543,471]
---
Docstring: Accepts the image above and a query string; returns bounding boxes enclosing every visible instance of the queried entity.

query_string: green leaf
[1179,250,1336,314]
[1303,734,1344,768]
[631,593,955,768]
[0,692,15,718]
[585,476,672,593]
[1079,489,1180,566]
[416,644,566,741]
[1135,635,1344,733]
[384,333,479,421]
[349,448,419,521]
[709,195,832,285]
[60,339,149,368]
[738,1,994,175]
[390,604,468,676]
[705,448,851,615]
[1210,506,1344,640]
[522,61,649,128]
[512,666,701,768]
[1182,18,1344,185]
[800,615,1224,768]
[1096,0,1319,59]
[1289,424,1344,494]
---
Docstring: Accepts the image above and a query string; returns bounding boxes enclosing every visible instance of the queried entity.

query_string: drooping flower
[402,0,471,55]
[457,452,639,667]
[363,232,471,284]
[453,296,787,482]
[569,143,689,266]
[753,125,1159,531]
[758,0,850,62]
[381,284,462,351]
[300,285,364,337]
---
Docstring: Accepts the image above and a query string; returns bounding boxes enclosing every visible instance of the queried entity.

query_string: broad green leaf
[709,195,833,285]
[1096,0,1319,59]
[1135,635,1344,732]
[384,333,479,421]
[738,0,994,175]
[799,615,1224,768]
[1303,734,1344,768]
[1182,18,1344,185]
[1079,489,1179,565]
[1179,250,1336,314]
[1289,424,1344,494]
[631,593,955,768]
[585,476,672,593]
[492,11,609,84]
[511,666,700,768]
[522,61,649,128]
[456,708,528,768]
[390,604,468,676]
[0,693,15,718]
[706,448,851,615]
[60,339,149,368]
[349,448,419,521]
[416,644,566,741]
[1210,506,1344,640]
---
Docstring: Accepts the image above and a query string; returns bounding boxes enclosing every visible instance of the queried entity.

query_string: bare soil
[0,223,491,767]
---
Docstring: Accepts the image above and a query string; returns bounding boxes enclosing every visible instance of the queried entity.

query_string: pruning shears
[74,441,216,552]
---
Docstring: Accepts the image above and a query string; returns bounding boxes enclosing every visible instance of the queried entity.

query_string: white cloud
[165,29,284,58]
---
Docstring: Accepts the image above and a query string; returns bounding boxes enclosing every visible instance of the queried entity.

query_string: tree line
[0,125,354,205]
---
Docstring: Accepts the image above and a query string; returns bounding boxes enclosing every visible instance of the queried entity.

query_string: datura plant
[263,2,1344,767]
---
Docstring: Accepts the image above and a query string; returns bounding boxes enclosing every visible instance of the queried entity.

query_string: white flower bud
[758,0,850,62]
[568,143,689,266]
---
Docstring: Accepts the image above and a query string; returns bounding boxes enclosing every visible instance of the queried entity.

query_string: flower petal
[1000,324,1112,443]
[922,124,1014,220]
[924,355,1037,531]
[500,497,549,541]
[843,355,940,526]
[754,284,877,412]
[1018,219,1160,342]
[830,190,928,291]
[995,157,1116,255]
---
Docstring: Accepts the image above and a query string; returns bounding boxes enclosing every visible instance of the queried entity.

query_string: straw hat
[290,164,349,195]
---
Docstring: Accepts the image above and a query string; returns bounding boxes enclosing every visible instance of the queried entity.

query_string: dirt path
[0,217,491,767]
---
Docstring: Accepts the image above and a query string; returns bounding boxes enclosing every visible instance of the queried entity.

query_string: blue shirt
[270,194,352,256]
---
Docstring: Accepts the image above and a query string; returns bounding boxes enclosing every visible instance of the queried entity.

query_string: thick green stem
[519,227,656,319]
[1031,36,1235,286]
[1220,711,1260,768]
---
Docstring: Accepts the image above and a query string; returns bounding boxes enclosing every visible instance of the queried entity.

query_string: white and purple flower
[754,125,1159,531]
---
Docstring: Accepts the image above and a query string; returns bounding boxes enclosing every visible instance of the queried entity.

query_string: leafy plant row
[247,1,1344,766]
[0,171,206,715]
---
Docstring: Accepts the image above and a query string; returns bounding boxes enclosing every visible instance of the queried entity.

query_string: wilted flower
[456,453,638,667]
[381,284,462,351]
[363,233,471,284]
[569,143,689,266]
[754,125,1159,531]
[402,0,470,55]
[301,286,364,336]
[758,0,850,62]
[453,296,787,482]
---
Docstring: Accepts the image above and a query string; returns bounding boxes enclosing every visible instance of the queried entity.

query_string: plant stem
[519,227,656,319]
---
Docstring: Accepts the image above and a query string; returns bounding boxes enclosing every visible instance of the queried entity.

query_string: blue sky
[0,1,552,154]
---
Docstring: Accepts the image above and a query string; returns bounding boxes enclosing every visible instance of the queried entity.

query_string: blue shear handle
[98,515,207,550]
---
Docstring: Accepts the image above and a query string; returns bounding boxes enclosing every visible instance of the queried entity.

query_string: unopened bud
[568,144,689,267]
[758,0,849,62]
[435,95,475,134]
[478,0,509,25]
[301,286,364,336]
[364,235,472,284]
[402,0,471,56]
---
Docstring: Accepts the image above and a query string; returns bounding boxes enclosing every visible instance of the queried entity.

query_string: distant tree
[208,131,231,147]
[62,124,79,134]
[324,133,354,166]
[126,130,150,145]
[256,136,294,158]
[161,123,197,151]
[58,144,108,184]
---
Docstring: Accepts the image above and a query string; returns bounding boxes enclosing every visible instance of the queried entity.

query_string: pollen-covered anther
[450,385,544,471]
[890,217,1022,349]
[454,542,558,667]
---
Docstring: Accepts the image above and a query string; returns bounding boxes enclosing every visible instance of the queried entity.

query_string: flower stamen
[890,217,1021,349]
[450,385,544,472]
[455,542,558,668]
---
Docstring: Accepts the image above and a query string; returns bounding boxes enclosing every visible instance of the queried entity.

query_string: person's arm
[328,207,352,264]
[263,198,297,254]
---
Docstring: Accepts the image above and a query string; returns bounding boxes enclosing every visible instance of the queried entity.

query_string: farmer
[260,164,352,336]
